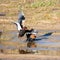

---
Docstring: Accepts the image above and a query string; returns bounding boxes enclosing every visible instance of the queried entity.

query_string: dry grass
[0,54,60,60]
[0,0,60,55]
[0,0,60,30]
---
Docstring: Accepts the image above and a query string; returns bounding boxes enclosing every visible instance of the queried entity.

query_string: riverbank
[0,54,60,60]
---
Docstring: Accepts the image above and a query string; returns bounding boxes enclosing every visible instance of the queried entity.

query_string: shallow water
[0,30,60,51]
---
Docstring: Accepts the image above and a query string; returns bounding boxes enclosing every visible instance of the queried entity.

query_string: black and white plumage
[26,32,53,48]
[11,11,36,37]
[11,11,25,31]
[26,32,53,42]
[18,11,25,28]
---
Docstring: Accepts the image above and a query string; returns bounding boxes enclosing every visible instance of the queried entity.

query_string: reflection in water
[0,30,60,51]
[0,44,60,51]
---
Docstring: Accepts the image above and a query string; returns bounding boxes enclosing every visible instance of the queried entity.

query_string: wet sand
[0,54,60,60]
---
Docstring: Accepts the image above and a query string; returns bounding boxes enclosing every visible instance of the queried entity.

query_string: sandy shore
[0,54,60,60]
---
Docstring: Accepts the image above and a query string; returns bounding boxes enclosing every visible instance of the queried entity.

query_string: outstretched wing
[42,32,53,36]
[34,32,53,41]
[10,20,22,31]
[10,11,25,31]
[18,11,25,28]
[18,11,25,23]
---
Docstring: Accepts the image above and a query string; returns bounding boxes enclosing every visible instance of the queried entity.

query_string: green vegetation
[28,0,58,8]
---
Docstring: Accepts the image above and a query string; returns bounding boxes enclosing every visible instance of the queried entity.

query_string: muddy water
[0,30,60,51]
